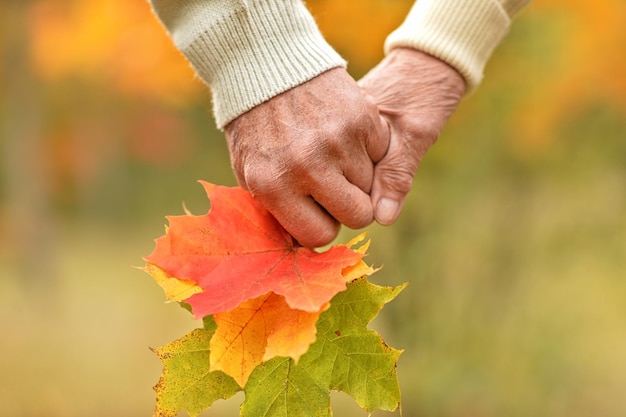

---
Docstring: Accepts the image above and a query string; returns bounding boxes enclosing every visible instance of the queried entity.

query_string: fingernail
[376,198,399,225]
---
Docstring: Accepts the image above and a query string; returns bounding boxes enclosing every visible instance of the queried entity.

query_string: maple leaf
[151,317,240,417]
[241,277,406,416]
[152,278,405,417]
[146,180,403,416]
[241,357,331,417]
[341,233,379,281]
[206,234,375,388]
[210,292,327,387]
[144,181,363,318]
[143,263,203,302]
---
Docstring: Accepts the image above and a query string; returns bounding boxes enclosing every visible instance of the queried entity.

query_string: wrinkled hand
[358,48,465,225]
[225,68,389,248]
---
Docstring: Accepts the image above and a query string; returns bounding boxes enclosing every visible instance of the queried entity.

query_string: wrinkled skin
[225,48,465,248]
[225,67,389,248]
[359,48,465,225]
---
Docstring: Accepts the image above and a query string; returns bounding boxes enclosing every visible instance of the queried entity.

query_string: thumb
[363,94,391,164]
[371,170,413,226]
[370,132,421,226]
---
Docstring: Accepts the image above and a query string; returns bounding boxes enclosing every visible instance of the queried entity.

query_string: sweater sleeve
[385,0,531,94]
[149,0,346,128]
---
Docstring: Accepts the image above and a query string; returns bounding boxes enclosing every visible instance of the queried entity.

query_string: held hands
[225,68,389,248]
[225,49,465,247]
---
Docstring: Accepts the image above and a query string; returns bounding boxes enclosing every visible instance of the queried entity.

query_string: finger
[370,132,419,226]
[363,95,391,164]
[311,172,374,230]
[340,145,375,195]
[232,167,248,191]
[255,190,340,248]
[340,110,389,194]
[371,170,410,226]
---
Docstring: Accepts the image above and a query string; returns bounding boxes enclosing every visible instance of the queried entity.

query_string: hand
[225,68,389,247]
[358,48,466,225]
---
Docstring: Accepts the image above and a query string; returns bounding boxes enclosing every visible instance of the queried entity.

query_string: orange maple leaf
[209,292,325,387]
[144,181,363,318]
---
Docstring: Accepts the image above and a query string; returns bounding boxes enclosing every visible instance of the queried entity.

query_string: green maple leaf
[242,357,331,417]
[241,277,406,416]
[151,317,241,417]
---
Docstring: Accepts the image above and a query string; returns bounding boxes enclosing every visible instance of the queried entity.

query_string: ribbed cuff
[501,0,531,18]
[385,0,513,94]
[152,0,345,128]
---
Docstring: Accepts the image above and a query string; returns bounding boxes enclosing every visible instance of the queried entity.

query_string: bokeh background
[1,0,625,416]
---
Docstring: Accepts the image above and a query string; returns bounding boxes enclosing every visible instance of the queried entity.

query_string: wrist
[384,0,515,94]
[386,48,466,97]
[152,0,345,129]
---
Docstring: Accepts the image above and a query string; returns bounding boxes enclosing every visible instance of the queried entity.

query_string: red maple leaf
[144,181,363,318]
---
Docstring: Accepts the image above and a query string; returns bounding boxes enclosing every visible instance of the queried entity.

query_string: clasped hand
[225,48,465,247]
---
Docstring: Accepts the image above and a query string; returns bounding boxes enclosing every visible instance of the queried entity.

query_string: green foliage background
[1,1,625,416]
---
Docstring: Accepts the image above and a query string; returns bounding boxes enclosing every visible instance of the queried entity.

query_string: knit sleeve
[149,0,346,128]
[384,0,531,94]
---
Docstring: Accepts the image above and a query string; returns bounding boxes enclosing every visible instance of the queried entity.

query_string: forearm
[149,0,345,128]
[385,0,531,93]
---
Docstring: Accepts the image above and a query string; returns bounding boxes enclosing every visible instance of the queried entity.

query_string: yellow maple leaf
[210,293,324,387]
[263,299,330,362]
[342,232,379,281]
[144,262,203,302]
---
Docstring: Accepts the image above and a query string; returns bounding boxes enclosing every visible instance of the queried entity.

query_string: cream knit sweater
[149,0,530,128]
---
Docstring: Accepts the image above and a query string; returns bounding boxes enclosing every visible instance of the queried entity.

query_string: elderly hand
[225,67,390,247]
[358,48,465,225]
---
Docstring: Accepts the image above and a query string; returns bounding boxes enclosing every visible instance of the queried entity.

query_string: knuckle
[378,166,415,195]
[290,145,317,172]
[405,120,441,145]
[315,223,341,247]
[351,111,378,137]
[294,221,339,248]
[346,209,374,229]
[344,200,374,229]
[290,139,335,180]
[326,191,373,230]
[242,164,284,199]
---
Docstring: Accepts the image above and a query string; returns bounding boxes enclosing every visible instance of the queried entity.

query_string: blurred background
[1,0,625,416]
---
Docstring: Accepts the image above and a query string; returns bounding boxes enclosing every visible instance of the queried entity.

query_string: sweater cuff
[152,0,345,128]
[384,0,514,94]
